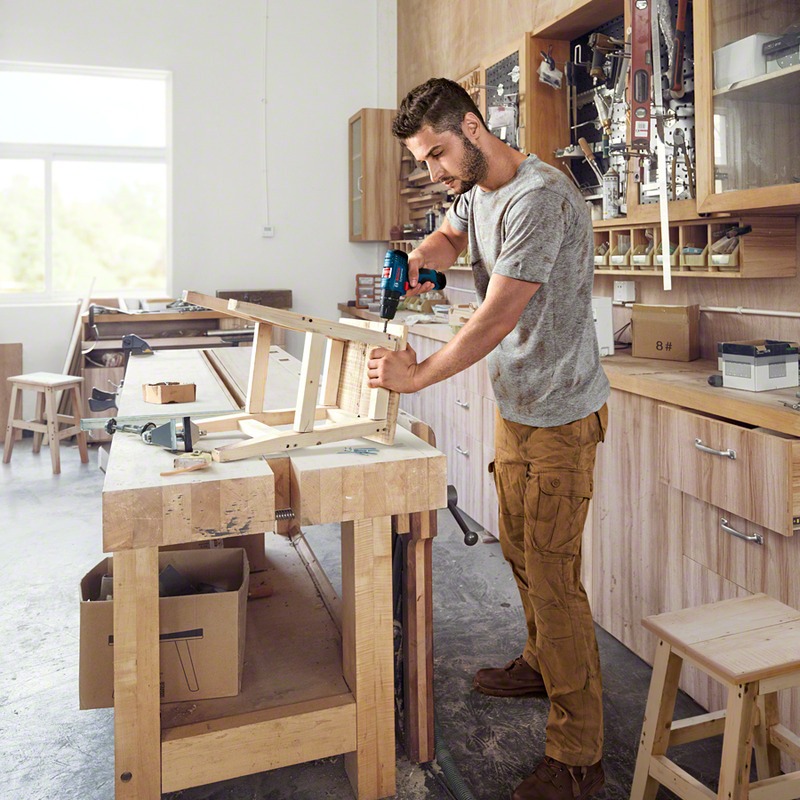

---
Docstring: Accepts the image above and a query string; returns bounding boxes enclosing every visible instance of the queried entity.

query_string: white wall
[0,0,398,378]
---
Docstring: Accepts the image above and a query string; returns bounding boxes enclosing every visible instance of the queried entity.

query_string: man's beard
[453,135,488,194]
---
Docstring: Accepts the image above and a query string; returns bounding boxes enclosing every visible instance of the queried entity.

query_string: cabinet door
[695,0,800,212]
[348,109,400,242]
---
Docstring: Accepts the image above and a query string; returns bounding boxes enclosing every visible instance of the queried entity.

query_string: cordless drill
[379,249,446,331]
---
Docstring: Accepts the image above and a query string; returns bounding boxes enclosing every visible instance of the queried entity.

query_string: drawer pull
[721,518,763,545]
[694,438,736,460]
[455,446,470,457]
[455,399,470,409]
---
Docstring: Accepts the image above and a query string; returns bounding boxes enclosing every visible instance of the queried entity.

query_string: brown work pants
[490,404,607,766]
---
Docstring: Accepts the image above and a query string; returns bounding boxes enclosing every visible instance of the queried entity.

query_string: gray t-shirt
[446,154,610,427]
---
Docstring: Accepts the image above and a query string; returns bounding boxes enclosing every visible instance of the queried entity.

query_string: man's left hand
[367,345,420,393]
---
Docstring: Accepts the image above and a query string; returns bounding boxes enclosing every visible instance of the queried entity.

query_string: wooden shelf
[714,63,800,104]
[161,533,348,734]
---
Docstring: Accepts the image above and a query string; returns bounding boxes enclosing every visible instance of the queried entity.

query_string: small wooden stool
[631,593,800,800]
[3,372,89,474]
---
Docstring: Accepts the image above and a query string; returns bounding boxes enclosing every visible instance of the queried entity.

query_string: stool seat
[3,372,88,474]
[644,594,800,684]
[631,593,800,800]
[8,372,84,388]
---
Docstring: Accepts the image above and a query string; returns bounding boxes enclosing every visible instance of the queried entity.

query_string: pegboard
[485,51,521,150]
[566,0,697,213]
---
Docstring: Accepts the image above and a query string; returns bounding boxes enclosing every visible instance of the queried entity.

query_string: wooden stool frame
[631,594,800,800]
[3,373,89,474]
[184,291,407,462]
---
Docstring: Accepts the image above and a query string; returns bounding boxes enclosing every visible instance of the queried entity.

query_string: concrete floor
[0,438,725,799]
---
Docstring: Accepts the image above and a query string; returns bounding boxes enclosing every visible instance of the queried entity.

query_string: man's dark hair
[392,78,487,140]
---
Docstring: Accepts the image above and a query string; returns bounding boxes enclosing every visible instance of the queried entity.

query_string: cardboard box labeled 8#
[631,304,700,362]
[79,547,249,709]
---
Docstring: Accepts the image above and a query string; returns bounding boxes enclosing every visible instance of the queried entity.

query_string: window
[0,64,170,299]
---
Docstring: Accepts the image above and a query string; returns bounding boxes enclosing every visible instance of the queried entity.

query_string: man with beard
[367,78,610,800]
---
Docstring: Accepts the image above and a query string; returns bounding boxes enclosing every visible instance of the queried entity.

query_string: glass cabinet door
[350,114,363,239]
[696,0,800,212]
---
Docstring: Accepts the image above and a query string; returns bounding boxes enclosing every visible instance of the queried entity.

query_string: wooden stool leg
[32,390,45,453]
[3,384,20,463]
[71,385,89,463]
[44,387,61,474]
[753,692,781,780]
[630,640,684,800]
[717,681,758,800]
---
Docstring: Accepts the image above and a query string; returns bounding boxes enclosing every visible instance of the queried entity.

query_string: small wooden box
[143,382,196,404]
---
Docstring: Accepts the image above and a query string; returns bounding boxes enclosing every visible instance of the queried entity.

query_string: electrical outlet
[613,280,636,303]
[262,226,275,238]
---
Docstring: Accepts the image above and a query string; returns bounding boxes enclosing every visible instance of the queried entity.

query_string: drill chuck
[379,249,446,323]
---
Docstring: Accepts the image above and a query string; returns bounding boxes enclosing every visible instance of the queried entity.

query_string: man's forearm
[413,303,513,390]
[413,229,461,272]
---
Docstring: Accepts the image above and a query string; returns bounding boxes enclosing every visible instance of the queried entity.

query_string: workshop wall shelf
[593,215,796,278]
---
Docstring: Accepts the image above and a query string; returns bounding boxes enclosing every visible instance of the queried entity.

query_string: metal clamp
[694,438,736,460]
[455,446,469,457]
[455,399,470,409]
[721,518,763,545]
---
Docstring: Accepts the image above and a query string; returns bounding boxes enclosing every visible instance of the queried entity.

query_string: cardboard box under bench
[79,547,249,709]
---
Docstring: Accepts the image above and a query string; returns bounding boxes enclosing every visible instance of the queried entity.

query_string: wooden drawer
[660,405,800,537]
[444,383,482,443]
[681,494,767,595]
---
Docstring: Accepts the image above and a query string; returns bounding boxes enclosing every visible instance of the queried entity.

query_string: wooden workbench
[102,348,447,800]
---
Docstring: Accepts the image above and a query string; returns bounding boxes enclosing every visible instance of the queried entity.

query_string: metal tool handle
[455,446,469,456]
[694,438,736,460]
[721,518,763,545]
[455,399,469,409]
[357,176,363,194]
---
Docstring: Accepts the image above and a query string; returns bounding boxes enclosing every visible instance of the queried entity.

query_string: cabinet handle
[357,176,363,194]
[455,399,469,409]
[694,438,736,460]
[455,445,469,457]
[720,518,763,545]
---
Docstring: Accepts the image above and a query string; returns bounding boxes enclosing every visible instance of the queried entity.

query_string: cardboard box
[79,548,249,709]
[713,33,775,88]
[631,304,700,362]
[143,382,196,404]
[721,339,799,392]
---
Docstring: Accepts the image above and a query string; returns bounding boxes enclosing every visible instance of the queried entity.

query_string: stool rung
[669,709,727,746]
[750,769,800,800]
[650,755,715,800]
[771,723,800,763]
[10,420,48,434]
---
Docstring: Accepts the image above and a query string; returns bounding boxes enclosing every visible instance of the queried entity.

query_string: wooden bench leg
[753,692,781,780]
[113,547,162,800]
[32,390,45,453]
[71,385,89,463]
[44,387,61,474]
[717,682,758,800]
[342,516,396,800]
[630,640,684,800]
[3,383,20,463]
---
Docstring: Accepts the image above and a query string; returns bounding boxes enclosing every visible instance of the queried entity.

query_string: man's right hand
[405,250,435,297]
[404,219,468,298]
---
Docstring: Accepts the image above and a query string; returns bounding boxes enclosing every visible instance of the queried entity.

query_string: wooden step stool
[3,372,89,474]
[631,593,800,800]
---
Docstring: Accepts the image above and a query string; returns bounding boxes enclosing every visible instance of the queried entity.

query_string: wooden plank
[321,338,345,406]
[161,695,356,793]
[113,547,161,800]
[750,772,800,800]
[669,709,727,746]
[629,642,684,800]
[648,755,716,800]
[0,343,22,445]
[294,332,327,432]
[753,693,782,780]
[342,516,396,800]
[182,291,403,350]
[717,682,758,800]
[246,323,273,414]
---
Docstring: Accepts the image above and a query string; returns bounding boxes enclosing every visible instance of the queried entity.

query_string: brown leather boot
[473,656,547,697]
[511,756,604,800]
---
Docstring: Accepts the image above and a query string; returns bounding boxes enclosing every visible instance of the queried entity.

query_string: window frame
[0,62,172,304]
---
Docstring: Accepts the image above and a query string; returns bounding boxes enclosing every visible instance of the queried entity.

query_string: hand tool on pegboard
[670,0,688,97]
[630,0,653,148]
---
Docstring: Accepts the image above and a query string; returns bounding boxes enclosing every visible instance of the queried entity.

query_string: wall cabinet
[348,108,400,242]
[695,0,800,212]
